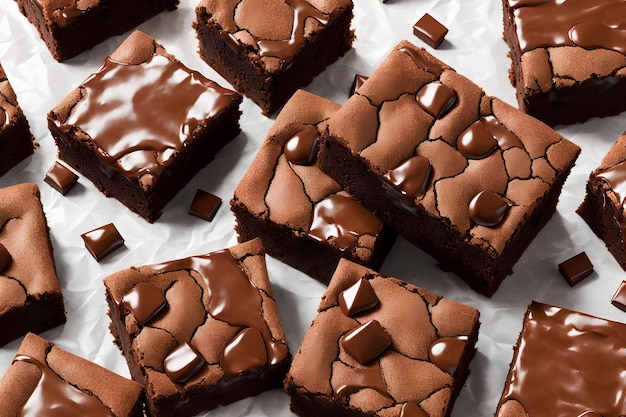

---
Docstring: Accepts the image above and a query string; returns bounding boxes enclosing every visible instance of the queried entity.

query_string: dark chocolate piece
[285,259,481,417]
[44,161,78,195]
[189,189,222,221]
[284,126,319,165]
[81,223,124,261]
[558,252,594,286]
[121,282,167,325]
[495,301,626,417]
[319,41,580,296]
[194,0,355,115]
[338,277,379,316]
[611,280,626,312]
[48,31,242,223]
[104,238,291,417]
[413,13,448,48]
[350,74,369,96]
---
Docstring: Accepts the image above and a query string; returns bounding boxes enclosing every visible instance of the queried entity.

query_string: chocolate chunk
[81,223,125,261]
[558,252,594,286]
[333,365,388,398]
[416,82,456,118]
[44,161,78,195]
[349,74,369,96]
[284,126,319,165]
[413,13,448,49]
[611,280,626,312]
[189,189,222,222]
[121,282,167,325]
[385,155,432,204]
[220,327,268,377]
[164,342,206,383]
[468,190,510,227]
[341,320,391,364]
[0,243,10,273]
[400,402,429,417]
[457,119,498,159]
[429,337,467,375]
[338,277,379,316]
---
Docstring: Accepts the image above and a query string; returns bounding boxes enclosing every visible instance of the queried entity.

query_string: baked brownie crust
[502,0,626,126]
[104,238,290,417]
[231,90,395,284]
[319,41,581,296]
[284,259,480,417]
[15,0,179,62]
[578,133,626,270]
[0,183,65,347]
[0,333,143,416]
[0,63,34,177]
[48,31,242,223]
[194,0,354,116]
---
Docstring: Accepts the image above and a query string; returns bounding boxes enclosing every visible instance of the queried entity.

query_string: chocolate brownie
[194,0,355,116]
[502,0,626,126]
[284,258,481,417]
[495,301,626,417]
[578,132,626,271]
[104,238,290,417]
[231,90,395,284]
[48,31,243,223]
[318,40,581,296]
[0,63,34,177]
[15,0,178,62]
[0,183,65,347]
[0,333,143,416]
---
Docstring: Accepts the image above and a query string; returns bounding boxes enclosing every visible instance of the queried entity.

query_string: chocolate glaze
[14,355,114,417]
[56,4,83,28]
[340,320,391,365]
[468,190,510,227]
[121,282,167,325]
[597,160,626,206]
[284,125,319,165]
[0,242,11,272]
[150,249,288,369]
[511,0,626,54]
[501,302,626,417]
[163,342,206,383]
[220,327,268,376]
[384,155,432,205]
[428,337,467,375]
[81,223,124,261]
[333,364,388,398]
[58,54,236,181]
[400,402,429,417]
[338,277,379,316]
[457,120,498,159]
[416,82,456,119]
[399,46,443,77]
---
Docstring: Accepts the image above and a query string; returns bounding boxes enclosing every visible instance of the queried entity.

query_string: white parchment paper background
[1,0,626,415]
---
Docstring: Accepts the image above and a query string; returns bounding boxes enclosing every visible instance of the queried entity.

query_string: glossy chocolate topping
[14,355,114,417]
[501,302,626,416]
[333,364,388,398]
[284,125,319,165]
[428,337,467,375]
[308,193,382,251]
[59,54,236,181]
[150,249,288,368]
[400,402,429,417]
[0,242,11,272]
[338,277,379,316]
[81,223,124,261]
[416,82,456,118]
[457,120,498,159]
[121,282,167,325]
[220,327,268,376]
[511,0,626,54]
[385,155,432,204]
[468,190,510,227]
[163,342,206,383]
[44,161,78,195]
[341,320,391,365]
[597,160,626,207]
[56,4,83,29]
[399,46,443,77]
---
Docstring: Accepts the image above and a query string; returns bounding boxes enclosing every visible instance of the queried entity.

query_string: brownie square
[231,90,395,284]
[284,258,480,417]
[194,0,355,116]
[0,63,34,177]
[318,40,581,296]
[578,132,626,270]
[48,30,243,223]
[501,0,626,126]
[15,0,178,62]
[0,183,65,347]
[0,333,143,416]
[495,301,626,417]
[104,238,291,417]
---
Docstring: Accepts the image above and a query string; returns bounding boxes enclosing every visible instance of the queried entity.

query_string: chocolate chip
[611,280,626,312]
[81,223,124,261]
[121,282,167,325]
[164,342,205,383]
[338,278,379,316]
[413,13,448,49]
[469,190,510,227]
[44,161,78,195]
[220,327,268,376]
[341,320,391,364]
[416,82,457,118]
[457,119,498,159]
[558,252,593,286]
[429,337,467,375]
[0,243,10,273]
[188,189,222,222]
[385,155,432,204]
[284,126,319,165]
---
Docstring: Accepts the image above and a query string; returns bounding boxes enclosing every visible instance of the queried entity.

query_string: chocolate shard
[341,319,391,364]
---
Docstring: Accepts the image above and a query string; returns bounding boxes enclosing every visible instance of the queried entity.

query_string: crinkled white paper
[1,0,625,416]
